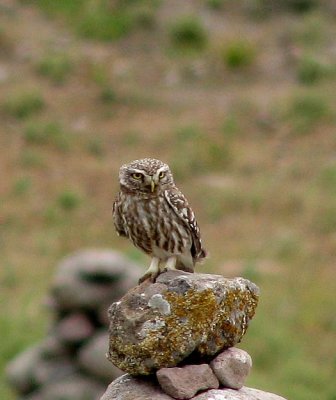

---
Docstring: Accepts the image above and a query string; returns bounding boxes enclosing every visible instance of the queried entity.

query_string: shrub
[36,53,73,84]
[86,137,105,157]
[288,93,330,134]
[284,0,318,13]
[24,121,71,150]
[206,0,225,10]
[12,177,32,196]
[20,149,45,168]
[297,56,331,85]
[100,86,118,103]
[77,10,133,41]
[222,40,256,69]
[57,190,81,211]
[250,0,318,15]
[169,16,208,50]
[4,91,44,119]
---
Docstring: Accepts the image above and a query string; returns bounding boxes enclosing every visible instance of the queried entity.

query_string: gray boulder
[51,249,142,311]
[6,342,78,394]
[34,374,105,400]
[77,331,123,382]
[99,374,288,400]
[55,312,95,345]
[107,270,259,375]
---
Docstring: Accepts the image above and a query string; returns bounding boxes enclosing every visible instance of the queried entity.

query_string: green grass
[24,120,72,150]
[286,92,331,134]
[3,91,45,119]
[169,16,208,51]
[171,124,232,180]
[36,52,73,84]
[297,55,332,85]
[34,0,160,41]
[2,3,336,400]
[206,0,226,10]
[12,177,32,197]
[100,86,118,104]
[57,190,82,211]
[221,40,256,69]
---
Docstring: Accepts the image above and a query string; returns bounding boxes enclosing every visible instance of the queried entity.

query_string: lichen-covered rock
[99,374,288,400]
[157,364,219,399]
[210,348,252,389]
[107,270,259,375]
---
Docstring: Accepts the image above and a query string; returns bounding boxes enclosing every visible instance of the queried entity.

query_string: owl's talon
[138,271,159,285]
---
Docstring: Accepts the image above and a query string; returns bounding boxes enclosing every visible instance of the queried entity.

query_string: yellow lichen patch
[108,280,259,375]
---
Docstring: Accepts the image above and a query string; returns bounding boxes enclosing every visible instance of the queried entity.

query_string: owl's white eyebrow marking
[154,166,167,177]
[130,168,146,174]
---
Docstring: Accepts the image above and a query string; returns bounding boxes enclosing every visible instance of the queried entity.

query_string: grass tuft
[24,120,72,150]
[287,92,330,134]
[222,40,256,69]
[3,91,45,119]
[36,52,73,84]
[12,177,32,196]
[100,86,118,104]
[57,190,81,211]
[169,16,208,51]
[297,56,332,85]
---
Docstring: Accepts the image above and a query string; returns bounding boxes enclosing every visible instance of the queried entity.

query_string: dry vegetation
[1,1,336,399]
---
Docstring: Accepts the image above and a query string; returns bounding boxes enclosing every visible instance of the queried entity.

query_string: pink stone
[210,348,252,389]
[156,364,219,399]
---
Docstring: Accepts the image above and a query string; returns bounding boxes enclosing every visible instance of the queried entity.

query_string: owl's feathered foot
[138,257,160,284]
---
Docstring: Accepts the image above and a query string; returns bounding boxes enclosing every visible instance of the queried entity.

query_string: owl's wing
[164,188,207,261]
[112,193,128,237]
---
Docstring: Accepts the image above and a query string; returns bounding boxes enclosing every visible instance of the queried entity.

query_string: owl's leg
[138,257,160,284]
[163,256,177,271]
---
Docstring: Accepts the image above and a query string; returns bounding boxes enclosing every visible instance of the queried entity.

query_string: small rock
[77,331,123,382]
[210,348,252,389]
[52,249,142,310]
[108,270,259,375]
[55,312,94,345]
[157,364,219,399]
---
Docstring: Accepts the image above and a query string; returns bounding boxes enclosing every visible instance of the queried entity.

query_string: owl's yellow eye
[132,173,143,180]
[158,171,165,179]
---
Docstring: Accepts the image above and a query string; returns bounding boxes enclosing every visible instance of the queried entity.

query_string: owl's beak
[151,179,156,192]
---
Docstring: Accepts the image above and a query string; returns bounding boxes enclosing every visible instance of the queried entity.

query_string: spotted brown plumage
[113,158,207,283]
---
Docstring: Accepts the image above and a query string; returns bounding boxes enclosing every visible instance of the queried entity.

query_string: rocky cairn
[6,249,143,400]
[102,270,288,400]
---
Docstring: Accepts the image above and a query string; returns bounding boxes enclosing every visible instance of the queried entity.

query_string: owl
[113,158,207,283]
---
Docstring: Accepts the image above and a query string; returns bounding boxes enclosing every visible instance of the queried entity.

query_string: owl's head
[119,158,174,194]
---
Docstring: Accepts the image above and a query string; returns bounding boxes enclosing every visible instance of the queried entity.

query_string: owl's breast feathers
[113,188,207,264]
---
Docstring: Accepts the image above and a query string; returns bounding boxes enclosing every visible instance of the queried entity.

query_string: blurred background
[1,0,336,399]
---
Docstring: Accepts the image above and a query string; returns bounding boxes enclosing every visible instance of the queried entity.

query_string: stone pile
[6,249,143,400]
[101,270,288,400]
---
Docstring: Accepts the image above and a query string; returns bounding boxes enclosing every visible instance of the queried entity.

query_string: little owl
[113,158,207,283]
